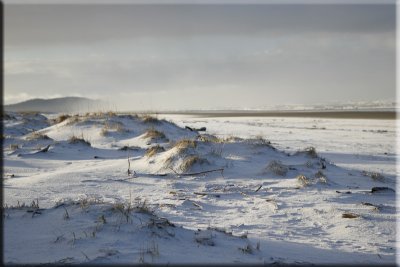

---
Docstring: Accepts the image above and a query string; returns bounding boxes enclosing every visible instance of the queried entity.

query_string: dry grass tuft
[143,129,166,140]
[134,199,153,214]
[180,155,209,172]
[68,135,91,146]
[173,139,197,153]
[266,160,289,176]
[362,171,384,182]
[297,146,318,158]
[239,244,254,254]
[52,114,71,124]
[27,132,51,141]
[9,144,19,150]
[223,136,243,143]
[106,111,117,117]
[145,145,165,157]
[100,128,109,136]
[141,115,160,124]
[297,175,311,187]
[100,121,127,136]
[315,170,328,183]
[297,172,328,187]
[197,134,224,143]
[20,111,40,116]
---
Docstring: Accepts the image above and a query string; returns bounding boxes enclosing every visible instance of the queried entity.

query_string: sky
[4,2,396,111]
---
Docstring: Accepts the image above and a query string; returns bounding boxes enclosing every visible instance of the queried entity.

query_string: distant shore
[153,110,396,119]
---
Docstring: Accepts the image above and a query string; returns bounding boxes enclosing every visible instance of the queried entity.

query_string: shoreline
[151,110,396,119]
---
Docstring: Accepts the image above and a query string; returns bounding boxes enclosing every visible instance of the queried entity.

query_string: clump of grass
[315,170,328,183]
[100,121,127,136]
[77,196,104,210]
[53,114,71,124]
[297,146,318,158]
[197,134,224,143]
[100,128,109,136]
[27,132,51,141]
[207,226,233,236]
[68,135,91,146]
[65,114,81,125]
[9,144,19,150]
[249,136,272,146]
[107,121,125,131]
[266,160,288,176]
[141,115,160,124]
[106,111,117,117]
[239,244,254,254]
[135,199,153,214]
[180,155,209,172]
[173,139,197,153]
[223,136,243,143]
[143,129,166,140]
[362,171,384,182]
[297,175,311,187]
[145,145,165,157]
[21,111,40,116]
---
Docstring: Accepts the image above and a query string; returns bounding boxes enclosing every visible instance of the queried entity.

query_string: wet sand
[156,110,396,119]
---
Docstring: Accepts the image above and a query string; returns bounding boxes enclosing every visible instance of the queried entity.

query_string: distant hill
[4,97,108,113]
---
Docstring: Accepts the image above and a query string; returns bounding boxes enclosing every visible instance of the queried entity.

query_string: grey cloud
[6,31,395,106]
[5,4,395,46]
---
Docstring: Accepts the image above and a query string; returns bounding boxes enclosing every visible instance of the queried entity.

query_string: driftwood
[194,192,221,198]
[371,187,395,193]
[185,126,207,132]
[177,168,224,177]
[255,185,263,192]
[37,145,50,153]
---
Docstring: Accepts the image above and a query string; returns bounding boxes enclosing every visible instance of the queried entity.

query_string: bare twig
[176,168,224,177]
[194,192,221,198]
[63,206,70,220]
[127,157,131,175]
[81,251,90,261]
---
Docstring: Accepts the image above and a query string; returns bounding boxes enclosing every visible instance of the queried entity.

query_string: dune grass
[266,160,288,176]
[180,155,209,172]
[53,114,71,124]
[100,121,127,136]
[297,175,311,187]
[9,144,19,150]
[296,147,318,158]
[68,134,91,146]
[143,129,166,140]
[141,115,160,124]
[27,132,52,141]
[145,145,165,157]
[173,139,197,152]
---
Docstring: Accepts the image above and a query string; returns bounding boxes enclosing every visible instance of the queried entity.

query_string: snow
[3,111,397,264]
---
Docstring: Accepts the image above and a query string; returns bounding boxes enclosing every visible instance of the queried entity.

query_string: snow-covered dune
[3,112,396,264]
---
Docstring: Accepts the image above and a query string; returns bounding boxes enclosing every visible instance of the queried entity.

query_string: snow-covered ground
[3,112,397,265]
[159,114,397,176]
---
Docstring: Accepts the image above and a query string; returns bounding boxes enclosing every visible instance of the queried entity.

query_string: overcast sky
[4,3,396,110]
